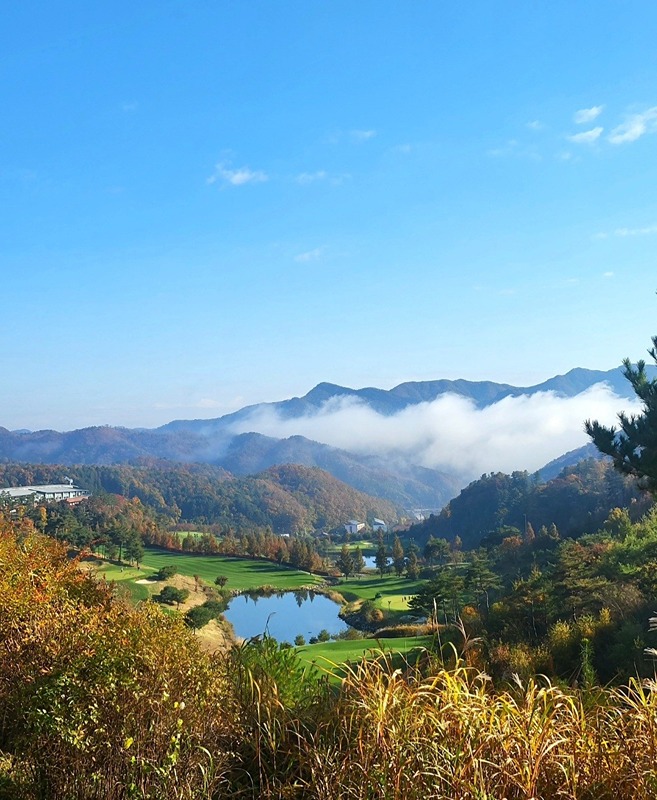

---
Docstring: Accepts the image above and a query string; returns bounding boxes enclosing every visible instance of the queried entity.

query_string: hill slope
[406,459,651,549]
[0,461,398,534]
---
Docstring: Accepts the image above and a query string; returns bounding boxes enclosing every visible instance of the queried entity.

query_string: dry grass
[293,653,657,800]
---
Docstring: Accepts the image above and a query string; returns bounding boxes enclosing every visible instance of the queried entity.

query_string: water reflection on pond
[224,589,350,643]
[363,555,389,570]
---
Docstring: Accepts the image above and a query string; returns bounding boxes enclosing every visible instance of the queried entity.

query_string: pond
[224,589,350,643]
[363,555,389,570]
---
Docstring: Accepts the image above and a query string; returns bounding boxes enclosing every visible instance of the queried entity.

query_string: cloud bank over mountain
[229,384,640,480]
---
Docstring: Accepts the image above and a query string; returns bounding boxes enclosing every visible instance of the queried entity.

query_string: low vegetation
[5,519,657,798]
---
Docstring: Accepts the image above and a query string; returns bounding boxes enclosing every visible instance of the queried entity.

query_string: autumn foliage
[0,516,230,799]
[4,516,657,798]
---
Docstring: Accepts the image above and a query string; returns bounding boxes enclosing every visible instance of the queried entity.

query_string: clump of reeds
[294,650,657,800]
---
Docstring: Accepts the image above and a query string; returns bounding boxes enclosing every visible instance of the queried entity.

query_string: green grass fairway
[324,540,376,555]
[139,549,324,591]
[296,635,436,672]
[84,548,325,600]
[336,575,425,611]
[82,559,153,602]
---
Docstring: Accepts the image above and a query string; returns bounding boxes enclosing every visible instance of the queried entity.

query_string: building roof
[0,487,36,498]
[0,484,88,498]
[31,484,86,493]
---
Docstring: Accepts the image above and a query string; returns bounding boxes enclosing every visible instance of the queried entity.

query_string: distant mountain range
[158,366,640,431]
[0,366,645,509]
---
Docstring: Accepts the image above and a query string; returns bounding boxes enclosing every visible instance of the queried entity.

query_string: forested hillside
[0,427,458,508]
[0,461,398,533]
[407,459,651,548]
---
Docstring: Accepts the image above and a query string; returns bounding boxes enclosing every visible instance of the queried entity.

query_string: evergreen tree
[336,544,354,578]
[409,566,465,624]
[123,533,144,567]
[352,546,365,574]
[374,532,388,578]
[405,541,420,580]
[392,535,405,576]
[424,536,449,565]
[156,586,189,607]
[465,550,501,611]
[185,605,214,631]
[586,341,657,493]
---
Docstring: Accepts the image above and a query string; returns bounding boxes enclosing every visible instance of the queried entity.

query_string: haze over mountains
[0,367,646,509]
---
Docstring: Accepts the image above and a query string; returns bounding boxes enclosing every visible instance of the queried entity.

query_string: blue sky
[2,1,657,431]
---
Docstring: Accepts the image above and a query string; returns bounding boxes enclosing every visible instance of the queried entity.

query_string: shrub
[155,585,189,606]
[155,564,178,581]
[0,522,230,799]
[184,604,215,630]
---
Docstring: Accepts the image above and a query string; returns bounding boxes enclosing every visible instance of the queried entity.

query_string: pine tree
[374,532,388,578]
[352,546,365,574]
[405,541,420,580]
[336,544,354,578]
[586,341,657,493]
[392,535,405,576]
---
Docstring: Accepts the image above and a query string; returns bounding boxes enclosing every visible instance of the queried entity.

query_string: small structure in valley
[344,520,365,535]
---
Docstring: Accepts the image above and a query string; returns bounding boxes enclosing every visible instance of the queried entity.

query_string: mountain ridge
[1,366,647,509]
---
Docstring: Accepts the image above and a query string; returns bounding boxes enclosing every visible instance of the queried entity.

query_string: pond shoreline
[223,583,356,644]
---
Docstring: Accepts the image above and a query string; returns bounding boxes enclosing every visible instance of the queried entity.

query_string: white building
[0,483,90,504]
[344,520,365,535]
[372,518,387,533]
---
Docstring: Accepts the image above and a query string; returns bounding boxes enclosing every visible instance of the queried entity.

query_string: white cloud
[487,139,541,161]
[608,106,657,144]
[567,126,603,144]
[121,101,139,113]
[488,139,519,157]
[593,224,657,239]
[228,385,640,480]
[325,129,378,144]
[614,223,657,237]
[351,129,377,141]
[207,161,268,186]
[574,105,604,124]
[603,271,614,278]
[295,170,328,185]
[294,248,323,263]
[526,120,544,131]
